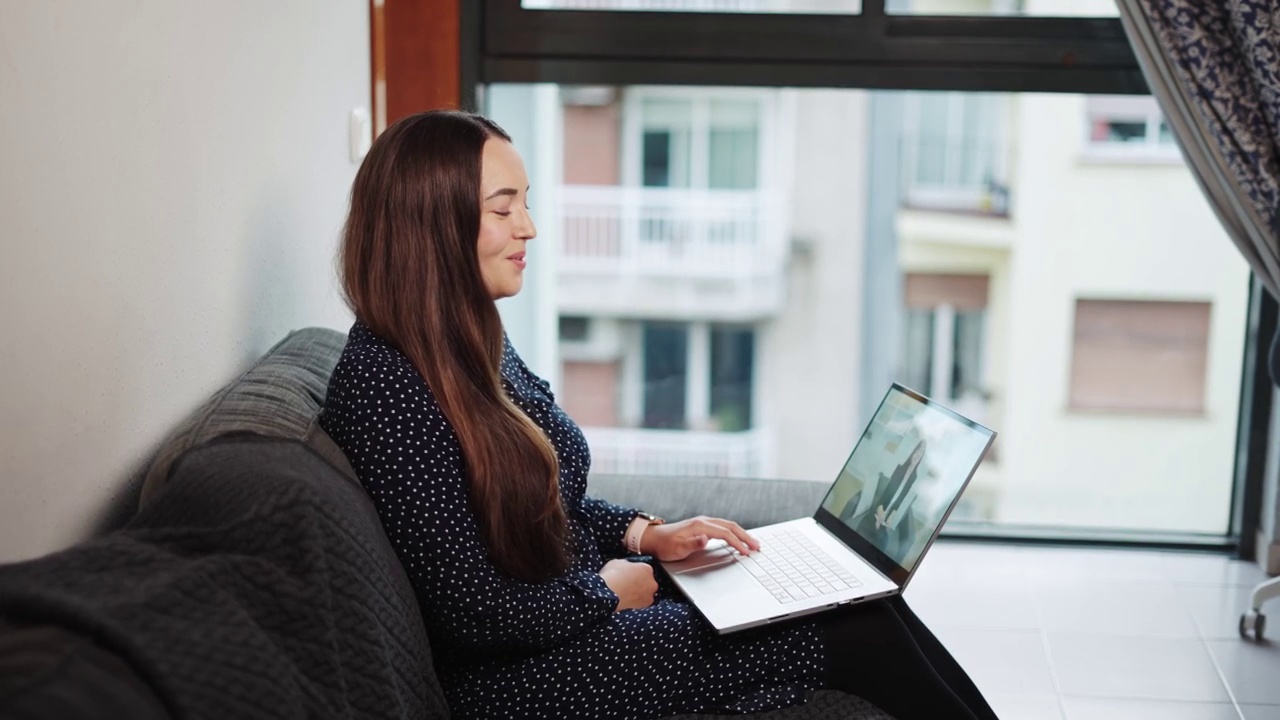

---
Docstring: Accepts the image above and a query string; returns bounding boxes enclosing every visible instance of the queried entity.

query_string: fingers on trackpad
[669,545,736,574]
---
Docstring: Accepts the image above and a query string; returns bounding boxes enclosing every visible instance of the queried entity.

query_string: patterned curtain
[1116,0,1280,379]
[1116,1,1280,290]
[1116,3,1280,566]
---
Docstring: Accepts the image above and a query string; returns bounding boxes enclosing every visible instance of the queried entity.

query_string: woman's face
[477,139,536,300]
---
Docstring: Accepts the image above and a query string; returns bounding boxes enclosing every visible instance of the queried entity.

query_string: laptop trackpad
[665,543,738,574]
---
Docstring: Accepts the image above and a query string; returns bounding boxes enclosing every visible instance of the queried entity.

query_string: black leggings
[817,595,998,720]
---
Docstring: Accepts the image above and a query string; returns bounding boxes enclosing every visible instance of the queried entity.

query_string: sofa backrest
[120,326,450,717]
[139,327,357,507]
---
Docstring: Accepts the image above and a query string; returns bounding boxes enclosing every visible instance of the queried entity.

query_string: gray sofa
[0,327,893,720]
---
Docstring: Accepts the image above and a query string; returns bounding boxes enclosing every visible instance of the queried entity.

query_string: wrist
[637,522,660,555]
[624,512,663,555]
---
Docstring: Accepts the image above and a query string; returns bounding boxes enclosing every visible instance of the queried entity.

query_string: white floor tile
[1032,577,1198,638]
[985,694,1064,720]
[920,544,1275,715]
[1047,634,1229,702]
[1163,553,1270,588]
[1062,696,1241,720]
[1023,547,1174,583]
[1205,639,1280,705]
[1179,584,1263,640]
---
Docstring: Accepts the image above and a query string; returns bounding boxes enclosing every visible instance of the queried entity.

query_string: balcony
[582,426,773,478]
[557,185,788,321]
[896,207,1015,252]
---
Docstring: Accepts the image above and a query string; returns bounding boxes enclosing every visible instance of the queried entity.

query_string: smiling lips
[508,252,526,270]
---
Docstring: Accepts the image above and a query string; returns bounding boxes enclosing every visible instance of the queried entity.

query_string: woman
[841,440,928,563]
[320,110,996,720]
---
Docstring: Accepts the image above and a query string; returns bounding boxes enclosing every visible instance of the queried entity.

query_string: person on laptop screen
[839,438,928,562]
[320,110,997,720]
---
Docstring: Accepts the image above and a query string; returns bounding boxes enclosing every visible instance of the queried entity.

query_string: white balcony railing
[560,185,785,280]
[582,426,772,478]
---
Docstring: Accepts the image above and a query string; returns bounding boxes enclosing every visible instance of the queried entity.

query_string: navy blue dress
[320,322,824,719]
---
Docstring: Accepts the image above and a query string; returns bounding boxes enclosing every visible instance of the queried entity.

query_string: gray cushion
[139,327,355,507]
[589,473,830,529]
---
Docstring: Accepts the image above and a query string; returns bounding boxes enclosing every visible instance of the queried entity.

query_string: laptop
[661,383,996,634]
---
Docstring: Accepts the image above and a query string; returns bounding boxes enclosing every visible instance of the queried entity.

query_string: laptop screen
[817,385,994,580]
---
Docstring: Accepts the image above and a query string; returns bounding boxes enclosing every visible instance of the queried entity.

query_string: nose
[515,206,536,241]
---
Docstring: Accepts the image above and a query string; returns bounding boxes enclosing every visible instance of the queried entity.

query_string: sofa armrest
[587,474,829,530]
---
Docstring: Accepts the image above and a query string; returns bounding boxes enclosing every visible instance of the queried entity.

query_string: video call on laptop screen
[819,386,993,575]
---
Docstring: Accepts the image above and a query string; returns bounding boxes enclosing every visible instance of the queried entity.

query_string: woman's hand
[639,516,760,562]
[599,559,658,612]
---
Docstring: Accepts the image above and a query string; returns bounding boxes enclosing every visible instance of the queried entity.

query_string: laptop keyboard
[736,528,863,604]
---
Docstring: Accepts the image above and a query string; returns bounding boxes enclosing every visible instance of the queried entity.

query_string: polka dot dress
[320,322,825,719]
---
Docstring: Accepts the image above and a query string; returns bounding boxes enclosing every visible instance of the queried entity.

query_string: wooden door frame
[371,0,464,135]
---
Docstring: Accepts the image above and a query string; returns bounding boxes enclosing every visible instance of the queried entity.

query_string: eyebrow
[483,186,529,201]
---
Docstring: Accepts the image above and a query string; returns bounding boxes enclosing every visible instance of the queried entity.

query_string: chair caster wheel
[1239,610,1266,641]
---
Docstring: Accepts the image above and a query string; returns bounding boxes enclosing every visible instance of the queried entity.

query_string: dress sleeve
[331,356,620,657]
[578,495,639,558]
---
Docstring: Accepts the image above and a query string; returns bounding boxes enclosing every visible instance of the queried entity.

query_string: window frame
[469,0,1274,554]
[1081,94,1182,165]
[470,0,1147,100]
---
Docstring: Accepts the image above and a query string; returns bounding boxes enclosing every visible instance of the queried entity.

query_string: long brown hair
[338,110,568,583]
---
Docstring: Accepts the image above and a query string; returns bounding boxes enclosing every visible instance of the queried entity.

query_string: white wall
[0,1,369,562]
[762,89,869,482]
[1000,93,1251,533]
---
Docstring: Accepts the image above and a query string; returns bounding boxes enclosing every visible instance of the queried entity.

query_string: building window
[1084,95,1179,161]
[707,100,759,190]
[638,321,756,432]
[641,98,694,188]
[710,326,755,431]
[631,90,765,191]
[902,308,936,395]
[1069,299,1211,414]
[902,273,990,402]
[901,92,1010,214]
[642,322,688,429]
[559,315,591,342]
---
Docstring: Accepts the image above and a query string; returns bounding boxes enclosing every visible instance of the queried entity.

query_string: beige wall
[0,0,369,562]
[895,86,1250,534]
[562,361,621,427]
[999,93,1250,533]
[563,103,621,186]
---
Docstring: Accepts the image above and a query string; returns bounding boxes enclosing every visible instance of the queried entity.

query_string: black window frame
[469,0,1274,556]
[468,0,1147,99]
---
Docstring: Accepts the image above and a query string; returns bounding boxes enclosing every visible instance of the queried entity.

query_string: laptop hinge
[813,520,900,589]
